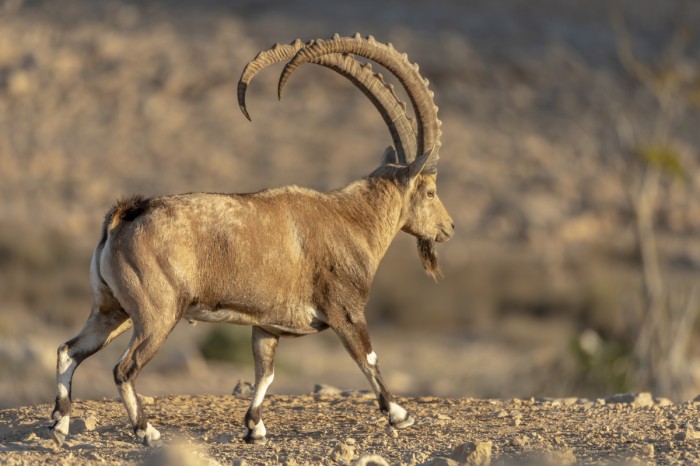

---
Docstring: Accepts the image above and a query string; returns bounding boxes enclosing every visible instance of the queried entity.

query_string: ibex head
[372,146,454,280]
[239,33,453,279]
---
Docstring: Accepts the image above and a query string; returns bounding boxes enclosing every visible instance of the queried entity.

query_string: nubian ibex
[49,34,454,447]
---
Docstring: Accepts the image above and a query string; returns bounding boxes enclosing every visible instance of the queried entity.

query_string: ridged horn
[238,40,416,164]
[278,34,441,171]
[238,39,311,121]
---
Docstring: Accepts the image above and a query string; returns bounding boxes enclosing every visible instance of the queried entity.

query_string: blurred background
[0,0,699,409]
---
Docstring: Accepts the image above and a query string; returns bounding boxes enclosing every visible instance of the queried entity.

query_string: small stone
[656,397,673,407]
[73,416,98,433]
[314,384,342,395]
[551,449,577,465]
[385,426,398,438]
[512,435,529,447]
[495,410,508,418]
[525,449,576,466]
[605,392,654,407]
[512,417,522,427]
[139,395,155,405]
[85,452,105,462]
[330,442,355,464]
[643,443,655,458]
[416,397,440,403]
[450,441,492,465]
[233,460,250,466]
[353,454,390,466]
[24,432,38,442]
[562,397,578,406]
[145,442,223,466]
[340,389,373,398]
[595,398,606,405]
[430,458,460,466]
[437,414,451,420]
[232,380,255,397]
[345,438,356,445]
[675,425,700,441]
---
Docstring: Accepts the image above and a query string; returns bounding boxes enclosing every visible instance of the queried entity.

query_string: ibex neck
[332,177,404,264]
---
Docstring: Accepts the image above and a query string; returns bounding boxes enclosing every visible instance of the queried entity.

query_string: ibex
[49,34,454,447]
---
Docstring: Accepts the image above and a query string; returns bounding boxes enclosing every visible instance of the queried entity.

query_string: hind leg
[113,310,179,447]
[50,300,132,446]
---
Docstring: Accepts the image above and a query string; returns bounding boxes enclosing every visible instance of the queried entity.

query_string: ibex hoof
[49,427,66,448]
[143,436,164,448]
[244,433,268,445]
[391,414,415,429]
[49,416,69,447]
[137,423,163,448]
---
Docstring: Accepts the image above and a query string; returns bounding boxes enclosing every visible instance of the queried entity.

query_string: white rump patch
[367,351,377,366]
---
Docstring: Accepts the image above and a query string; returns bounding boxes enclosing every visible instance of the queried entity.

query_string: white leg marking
[252,371,274,408]
[389,402,408,423]
[58,349,75,376]
[57,347,76,402]
[250,420,266,439]
[120,383,140,426]
[58,382,69,399]
[54,415,70,435]
[366,351,377,366]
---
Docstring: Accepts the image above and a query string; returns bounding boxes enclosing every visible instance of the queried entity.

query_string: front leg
[329,313,414,429]
[244,326,279,444]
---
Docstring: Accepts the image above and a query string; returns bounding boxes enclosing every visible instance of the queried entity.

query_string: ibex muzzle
[49,34,453,448]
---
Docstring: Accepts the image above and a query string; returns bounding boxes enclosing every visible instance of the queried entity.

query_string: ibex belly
[184,303,328,336]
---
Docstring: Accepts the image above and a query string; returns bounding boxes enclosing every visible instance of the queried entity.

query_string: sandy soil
[1,393,699,465]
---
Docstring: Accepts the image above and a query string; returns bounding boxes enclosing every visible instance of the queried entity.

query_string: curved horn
[238,39,416,164]
[238,39,310,121]
[279,34,441,171]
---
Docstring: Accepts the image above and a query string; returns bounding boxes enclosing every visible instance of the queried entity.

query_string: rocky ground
[1,392,700,465]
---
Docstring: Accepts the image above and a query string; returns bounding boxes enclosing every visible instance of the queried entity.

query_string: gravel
[2,394,700,465]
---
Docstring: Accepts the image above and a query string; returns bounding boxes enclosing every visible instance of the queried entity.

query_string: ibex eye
[427,191,436,198]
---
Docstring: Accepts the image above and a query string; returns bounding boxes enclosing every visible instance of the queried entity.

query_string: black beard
[417,238,442,281]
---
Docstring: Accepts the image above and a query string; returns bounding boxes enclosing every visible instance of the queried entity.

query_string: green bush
[198,325,253,366]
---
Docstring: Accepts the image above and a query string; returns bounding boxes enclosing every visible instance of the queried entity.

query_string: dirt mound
[1,394,698,465]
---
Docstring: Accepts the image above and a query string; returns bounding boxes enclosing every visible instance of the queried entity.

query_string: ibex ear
[407,146,434,179]
[381,146,398,165]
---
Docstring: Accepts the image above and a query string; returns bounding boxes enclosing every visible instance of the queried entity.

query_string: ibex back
[49,34,454,447]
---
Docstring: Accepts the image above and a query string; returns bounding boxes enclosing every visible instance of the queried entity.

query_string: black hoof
[391,414,415,429]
